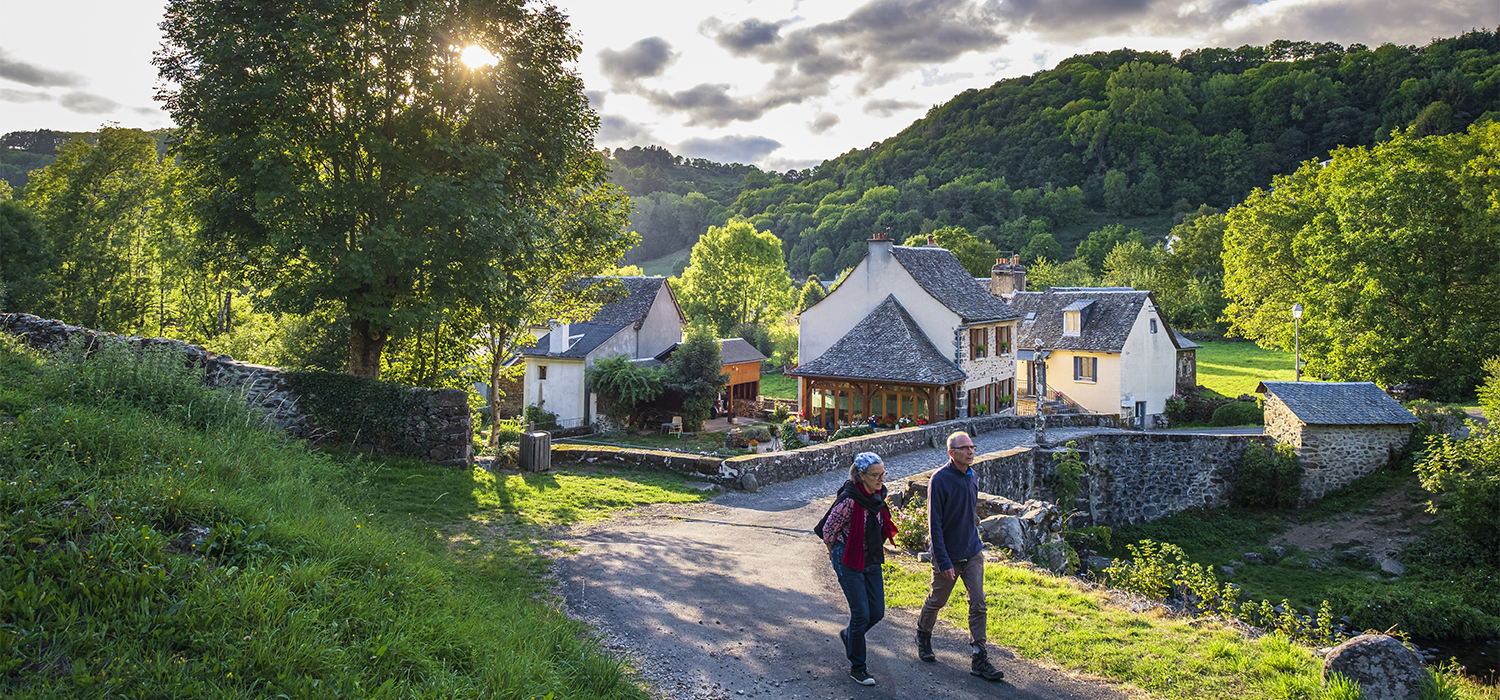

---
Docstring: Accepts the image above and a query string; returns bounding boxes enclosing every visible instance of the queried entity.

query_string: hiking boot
[916,631,936,663]
[849,668,877,686]
[971,648,1004,681]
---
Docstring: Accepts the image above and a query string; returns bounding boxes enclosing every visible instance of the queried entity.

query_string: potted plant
[975,344,987,357]
[1000,341,1010,354]
[974,402,988,415]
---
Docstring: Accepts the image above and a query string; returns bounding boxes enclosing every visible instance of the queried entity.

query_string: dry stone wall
[1298,424,1411,501]
[1,313,472,467]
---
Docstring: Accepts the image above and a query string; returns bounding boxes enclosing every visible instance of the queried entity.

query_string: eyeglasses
[863,471,886,480]
[951,445,977,451]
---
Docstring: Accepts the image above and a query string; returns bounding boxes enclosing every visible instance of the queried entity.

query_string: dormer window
[1064,312,1081,336]
[1061,299,1094,338]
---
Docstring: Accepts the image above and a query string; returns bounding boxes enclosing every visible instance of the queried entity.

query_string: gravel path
[555,426,1129,700]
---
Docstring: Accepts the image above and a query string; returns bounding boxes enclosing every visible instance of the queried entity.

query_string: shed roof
[889,246,1018,323]
[718,337,768,365]
[1255,381,1418,425]
[1173,331,1202,350]
[787,295,966,386]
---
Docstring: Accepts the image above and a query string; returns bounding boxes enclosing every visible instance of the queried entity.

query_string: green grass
[635,246,692,277]
[560,426,778,456]
[0,337,662,698]
[884,559,1499,699]
[1196,339,1297,398]
[759,368,796,400]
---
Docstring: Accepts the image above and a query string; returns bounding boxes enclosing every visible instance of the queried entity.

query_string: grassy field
[883,559,1496,700]
[759,368,796,399]
[1195,339,1297,397]
[634,246,691,277]
[0,336,712,698]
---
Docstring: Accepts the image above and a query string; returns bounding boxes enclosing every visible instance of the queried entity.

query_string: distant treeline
[603,31,1499,276]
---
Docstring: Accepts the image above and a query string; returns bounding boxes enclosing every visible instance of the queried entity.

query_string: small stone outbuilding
[1256,381,1418,500]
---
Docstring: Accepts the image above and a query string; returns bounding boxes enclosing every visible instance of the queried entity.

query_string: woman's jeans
[831,543,885,671]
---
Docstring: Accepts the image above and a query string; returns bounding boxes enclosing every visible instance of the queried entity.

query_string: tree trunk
[488,330,507,451]
[349,318,387,378]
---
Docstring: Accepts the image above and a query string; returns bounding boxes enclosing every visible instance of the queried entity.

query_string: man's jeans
[916,555,987,645]
[831,543,885,671]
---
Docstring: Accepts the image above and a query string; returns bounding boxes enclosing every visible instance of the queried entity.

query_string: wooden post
[520,431,551,472]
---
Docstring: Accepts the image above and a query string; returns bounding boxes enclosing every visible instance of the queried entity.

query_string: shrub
[1233,443,1303,509]
[491,418,525,445]
[1210,400,1263,426]
[1416,428,1500,551]
[778,418,806,449]
[1404,399,1469,437]
[891,499,928,551]
[586,354,664,427]
[1479,356,1500,423]
[830,424,874,441]
[1051,440,1086,507]
[771,405,789,422]
[744,425,773,442]
[524,402,558,429]
[1164,393,1188,424]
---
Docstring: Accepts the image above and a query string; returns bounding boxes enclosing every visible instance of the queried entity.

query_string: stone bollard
[520,431,551,472]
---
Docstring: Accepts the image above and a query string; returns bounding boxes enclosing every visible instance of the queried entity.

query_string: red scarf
[841,482,899,570]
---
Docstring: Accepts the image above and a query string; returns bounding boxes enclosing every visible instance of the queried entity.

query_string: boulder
[739,472,760,493]
[1037,542,1072,574]
[1220,565,1235,577]
[1243,552,1265,564]
[1323,635,1427,700]
[978,515,1031,554]
[1309,558,1323,571]
[1270,546,1286,558]
[1380,559,1404,576]
[976,493,1024,519]
[1086,556,1115,572]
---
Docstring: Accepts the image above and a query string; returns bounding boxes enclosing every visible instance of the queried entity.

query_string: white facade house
[521,277,685,428]
[1005,287,1183,428]
[790,234,1021,427]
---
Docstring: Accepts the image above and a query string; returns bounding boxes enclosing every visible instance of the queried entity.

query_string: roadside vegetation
[0,337,709,698]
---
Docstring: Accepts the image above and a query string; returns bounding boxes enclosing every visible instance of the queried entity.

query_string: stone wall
[1298,424,1411,501]
[1,313,473,467]
[1085,432,1271,526]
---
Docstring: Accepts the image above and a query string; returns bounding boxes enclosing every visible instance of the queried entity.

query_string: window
[970,327,988,359]
[539,365,548,380]
[1064,311,1080,336]
[1074,356,1096,382]
[1150,319,1158,334]
[996,325,1012,355]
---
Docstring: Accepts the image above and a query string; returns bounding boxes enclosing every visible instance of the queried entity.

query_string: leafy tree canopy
[1223,121,1500,398]
[157,0,630,377]
[674,219,794,335]
[664,325,726,431]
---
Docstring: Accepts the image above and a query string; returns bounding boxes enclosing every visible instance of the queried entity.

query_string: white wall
[1045,350,1122,414]
[523,358,587,426]
[1119,302,1179,415]
[799,242,962,381]
[636,281,685,358]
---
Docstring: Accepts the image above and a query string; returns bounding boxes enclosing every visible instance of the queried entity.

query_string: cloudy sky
[2,0,1494,170]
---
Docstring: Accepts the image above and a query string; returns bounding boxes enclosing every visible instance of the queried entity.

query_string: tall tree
[1223,122,1500,398]
[22,128,172,332]
[158,0,625,377]
[674,219,794,334]
[0,199,55,313]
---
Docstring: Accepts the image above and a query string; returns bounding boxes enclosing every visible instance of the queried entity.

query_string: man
[916,431,1005,681]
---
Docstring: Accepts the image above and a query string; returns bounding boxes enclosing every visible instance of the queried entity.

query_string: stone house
[521,277,685,429]
[1173,331,1200,392]
[1256,381,1419,500]
[791,233,1020,428]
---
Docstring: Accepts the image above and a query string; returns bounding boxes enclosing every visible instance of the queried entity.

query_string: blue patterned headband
[853,452,883,473]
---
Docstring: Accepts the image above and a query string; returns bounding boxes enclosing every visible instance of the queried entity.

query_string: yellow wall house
[1004,287,1183,428]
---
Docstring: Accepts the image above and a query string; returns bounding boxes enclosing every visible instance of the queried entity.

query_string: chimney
[990,255,1027,299]
[549,321,570,353]
[926,232,938,247]
[868,231,894,261]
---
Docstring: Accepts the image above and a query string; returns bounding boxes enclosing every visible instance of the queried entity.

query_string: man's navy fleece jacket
[928,460,982,571]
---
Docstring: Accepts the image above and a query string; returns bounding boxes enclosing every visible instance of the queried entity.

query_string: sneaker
[849,668,877,686]
[916,631,936,663]
[970,648,1004,681]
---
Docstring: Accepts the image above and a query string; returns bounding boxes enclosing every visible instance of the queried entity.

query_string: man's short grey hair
[946,431,972,450]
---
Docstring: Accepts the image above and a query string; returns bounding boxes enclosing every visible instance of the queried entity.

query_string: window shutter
[1074,356,1081,380]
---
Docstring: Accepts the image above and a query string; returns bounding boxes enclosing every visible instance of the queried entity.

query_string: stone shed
[1256,381,1418,500]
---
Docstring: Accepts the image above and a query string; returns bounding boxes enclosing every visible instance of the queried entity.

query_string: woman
[817,451,898,686]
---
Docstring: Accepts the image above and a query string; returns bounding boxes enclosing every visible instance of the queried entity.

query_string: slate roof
[654,338,768,367]
[522,323,625,359]
[1007,288,1162,354]
[889,246,1018,323]
[589,276,673,328]
[1256,382,1418,425]
[522,276,674,358]
[1173,331,1202,350]
[719,338,768,365]
[787,295,966,386]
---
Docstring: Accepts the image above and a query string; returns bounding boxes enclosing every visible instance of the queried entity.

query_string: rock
[918,551,931,563]
[1270,546,1286,558]
[684,481,720,493]
[1220,565,1235,577]
[1380,559,1404,576]
[1037,542,1071,574]
[1243,552,1265,565]
[1309,558,1323,571]
[1323,634,1427,700]
[975,493,1023,519]
[1342,549,1364,562]
[739,473,760,493]
[1086,556,1114,571]
[977,515,1030,554]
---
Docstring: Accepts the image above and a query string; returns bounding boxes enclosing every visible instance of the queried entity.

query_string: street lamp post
[1292,303,1303,382]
